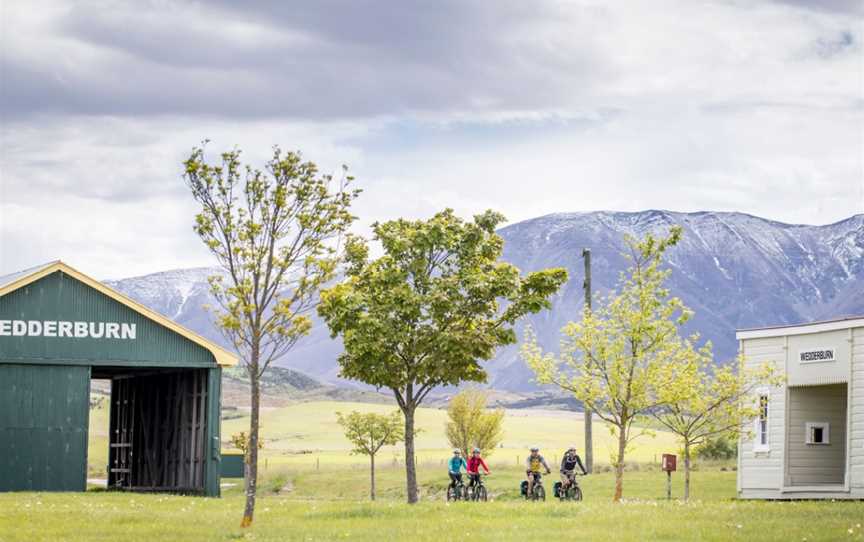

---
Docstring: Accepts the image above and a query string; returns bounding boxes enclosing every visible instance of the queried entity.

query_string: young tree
[651,348,776,500]
[445,389,505,457]
[318,209,567,503]
[336,411,405,501]
[183,145,359,527]
[523,227,689,502]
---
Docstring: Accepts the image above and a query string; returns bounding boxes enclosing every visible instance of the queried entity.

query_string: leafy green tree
[523,227,689,502]
[184,145,359,527]
[445,389,505,458]
[336,411,405,501]
[319,209,567,503]
[652,349,776,500]
[696,435,738,461]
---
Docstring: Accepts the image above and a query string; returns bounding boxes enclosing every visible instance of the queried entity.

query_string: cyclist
[448,449,467,492]
[560,446,588,493]
[525,446,551,497]
[466,447,490,491]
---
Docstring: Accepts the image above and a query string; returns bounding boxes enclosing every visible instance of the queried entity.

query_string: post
[582,248,593,474]
[667,471,671,500]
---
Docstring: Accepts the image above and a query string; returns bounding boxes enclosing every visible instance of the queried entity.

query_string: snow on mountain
[104,210,864,392]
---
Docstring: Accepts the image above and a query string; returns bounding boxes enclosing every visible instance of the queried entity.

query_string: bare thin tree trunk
[613,425,627,502]
[241,355,260,528]
[684,440,691,501]
[370,454,376,501]
[404,406,418,504]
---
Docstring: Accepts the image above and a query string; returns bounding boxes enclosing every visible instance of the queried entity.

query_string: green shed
[0,261,238,496]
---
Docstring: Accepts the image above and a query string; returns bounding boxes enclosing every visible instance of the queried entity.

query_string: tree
[229,431,265,456]
[336,411,405,501]
[318,209,567,503]
[445,389,505,457]
[523,226,689,502]
[696,435,738,461]
[651,349,776,500]
[183,145,359,527]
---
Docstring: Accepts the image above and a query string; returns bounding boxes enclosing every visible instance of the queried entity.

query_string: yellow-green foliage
[445,389,505,457]
[336,410,405,457]
[524,227,699,501]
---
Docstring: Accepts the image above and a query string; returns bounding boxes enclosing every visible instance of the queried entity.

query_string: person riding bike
[466,447,490,490]
[448,449,467,491]
[560,446,588,491]
[525,446,551,497]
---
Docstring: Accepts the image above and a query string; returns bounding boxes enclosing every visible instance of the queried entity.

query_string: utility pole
[582,248,593,474]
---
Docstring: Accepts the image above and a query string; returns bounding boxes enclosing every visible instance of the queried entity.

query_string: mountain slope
[105,210,864,392]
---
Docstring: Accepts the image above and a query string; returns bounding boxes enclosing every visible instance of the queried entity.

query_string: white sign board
[798,348,835,364]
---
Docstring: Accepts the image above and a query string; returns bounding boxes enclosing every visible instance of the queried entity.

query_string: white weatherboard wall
[737,317,864,499]
[853,327,864,490]
[738,336,786,494]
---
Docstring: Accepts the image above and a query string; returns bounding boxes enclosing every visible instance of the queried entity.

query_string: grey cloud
[2,0,606,120]
[771,0,864,15]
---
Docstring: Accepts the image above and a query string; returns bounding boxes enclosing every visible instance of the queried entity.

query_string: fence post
[316,458,320,471]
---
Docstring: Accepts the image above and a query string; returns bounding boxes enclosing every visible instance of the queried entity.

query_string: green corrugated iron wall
[205,367,223,496]
[0,364,90,491]
[0,271,216,367]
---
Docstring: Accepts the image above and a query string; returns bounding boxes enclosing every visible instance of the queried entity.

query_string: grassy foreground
[3,469,863,541]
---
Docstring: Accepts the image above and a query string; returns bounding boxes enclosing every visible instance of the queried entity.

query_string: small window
[754,389,770,452]
[805,422,830,445]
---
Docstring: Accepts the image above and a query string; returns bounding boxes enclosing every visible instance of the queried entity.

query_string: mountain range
[105,210,864,392]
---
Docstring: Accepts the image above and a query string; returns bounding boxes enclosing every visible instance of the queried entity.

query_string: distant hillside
[220,366,393,408]
[105,210,864,393]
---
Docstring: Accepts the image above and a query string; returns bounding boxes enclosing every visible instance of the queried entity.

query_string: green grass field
[88,400,680,475]
[3,468,863,541]
[28,400,852,541]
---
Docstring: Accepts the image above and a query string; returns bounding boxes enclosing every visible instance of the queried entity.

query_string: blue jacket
[448,456,467,474]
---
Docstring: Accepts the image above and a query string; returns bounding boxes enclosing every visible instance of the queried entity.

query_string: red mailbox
[662,454,677,472]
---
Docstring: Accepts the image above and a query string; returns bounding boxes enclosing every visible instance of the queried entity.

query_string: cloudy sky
[1,0,862,279]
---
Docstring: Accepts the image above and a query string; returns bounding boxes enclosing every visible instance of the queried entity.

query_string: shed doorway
[785,383,847,487]
[93,367,213,494]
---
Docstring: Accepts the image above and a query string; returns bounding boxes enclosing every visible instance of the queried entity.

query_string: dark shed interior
[97,368,212,494]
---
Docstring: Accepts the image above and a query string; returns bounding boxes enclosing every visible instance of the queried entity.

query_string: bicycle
[446,475,468,501]
[466,473,488,502]
[554,471,584,501]
[521,472,547,501]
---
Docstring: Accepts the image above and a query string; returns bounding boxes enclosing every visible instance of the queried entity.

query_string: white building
[737,316,864,499]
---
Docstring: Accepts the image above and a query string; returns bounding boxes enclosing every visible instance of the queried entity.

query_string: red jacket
[466,456,489,474]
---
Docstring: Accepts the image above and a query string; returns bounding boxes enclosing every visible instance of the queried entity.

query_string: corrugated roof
[737,314,864,333]
[0,261,238,367]
[0,261,59,291]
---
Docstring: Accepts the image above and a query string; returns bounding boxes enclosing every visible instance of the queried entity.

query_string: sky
[1,0,862,279]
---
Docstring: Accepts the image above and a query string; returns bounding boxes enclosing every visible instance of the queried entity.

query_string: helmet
[568,446,577,452]
[453,449,461,454]
[472,447,481,454]
[530,446,539,452]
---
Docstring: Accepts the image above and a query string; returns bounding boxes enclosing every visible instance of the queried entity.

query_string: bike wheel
[534,485,545,501]
[477,485,487,502]
[572,486,583,501]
